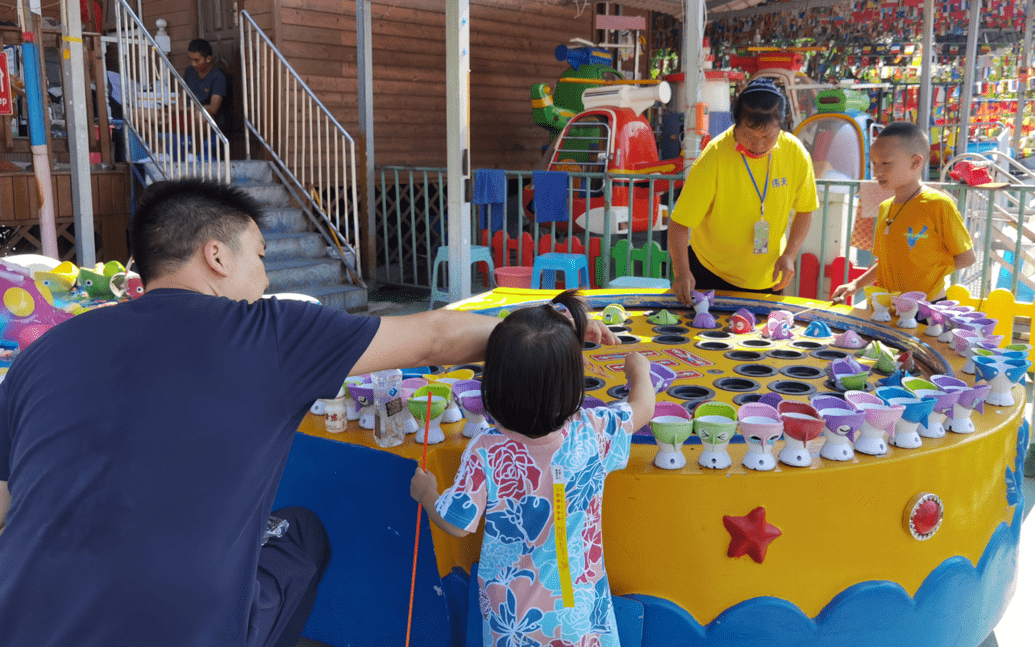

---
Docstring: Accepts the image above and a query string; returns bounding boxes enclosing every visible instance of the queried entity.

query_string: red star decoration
[723,506,782,564]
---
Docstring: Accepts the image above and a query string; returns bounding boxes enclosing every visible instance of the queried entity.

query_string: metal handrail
[239,10,362,282]
[113,0,230,183]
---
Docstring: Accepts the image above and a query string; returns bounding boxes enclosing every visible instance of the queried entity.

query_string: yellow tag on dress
[551,465,575,608]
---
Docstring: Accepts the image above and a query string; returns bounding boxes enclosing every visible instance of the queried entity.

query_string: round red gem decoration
[903,493,943,540]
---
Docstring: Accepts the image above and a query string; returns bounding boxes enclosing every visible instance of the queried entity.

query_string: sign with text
[0,52,11,116]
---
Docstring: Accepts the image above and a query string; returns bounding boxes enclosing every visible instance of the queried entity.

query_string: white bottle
[324,388,348,433]
[371,369,406,448]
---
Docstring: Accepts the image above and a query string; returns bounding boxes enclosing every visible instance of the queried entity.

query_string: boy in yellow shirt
[832,122,975,303]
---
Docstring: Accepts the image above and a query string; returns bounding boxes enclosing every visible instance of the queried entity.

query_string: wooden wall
[0,170,131,262]
[138,0,594,170]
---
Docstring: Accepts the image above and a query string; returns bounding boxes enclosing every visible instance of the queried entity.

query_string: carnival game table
[282,288,1027,647]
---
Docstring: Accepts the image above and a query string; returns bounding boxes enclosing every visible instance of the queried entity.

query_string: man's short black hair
[481,290,588,439]
[875,121,930,158]
[131,179,263,286]
[733,78,787,130]
[187,39,213,58]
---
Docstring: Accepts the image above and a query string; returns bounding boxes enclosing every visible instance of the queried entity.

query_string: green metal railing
[374,168,1035,305]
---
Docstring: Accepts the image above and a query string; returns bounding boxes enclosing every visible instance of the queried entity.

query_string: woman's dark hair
[481,289,587,438]
[732,78,786,130]
[131,179,263,286]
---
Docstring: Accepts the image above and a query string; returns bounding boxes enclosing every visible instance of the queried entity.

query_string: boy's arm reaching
[954,249,977,271]
[622,352,656,433]
[831,264,879,304]
[410,467,471,538]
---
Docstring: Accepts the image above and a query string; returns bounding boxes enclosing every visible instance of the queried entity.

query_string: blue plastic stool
[429,245,496,309]
[531,253,590,289]
[608,276,671,289]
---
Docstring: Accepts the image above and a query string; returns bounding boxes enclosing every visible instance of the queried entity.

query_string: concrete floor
[359,289,1035,647]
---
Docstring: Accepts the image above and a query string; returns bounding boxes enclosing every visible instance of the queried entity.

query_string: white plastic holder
[778,437,812,467]
[946,402,977,433]
[655,443,687,470]
[698,445,732,469]
[888,418,923,449]
[820,432,855,461]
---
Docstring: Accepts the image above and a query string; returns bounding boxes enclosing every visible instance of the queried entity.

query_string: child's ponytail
[549,289,587,344]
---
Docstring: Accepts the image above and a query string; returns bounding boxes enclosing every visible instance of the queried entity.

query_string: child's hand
[623,351,650,381]
[586,319,619,346]
[831,281,856,304]
[410,467,439,506]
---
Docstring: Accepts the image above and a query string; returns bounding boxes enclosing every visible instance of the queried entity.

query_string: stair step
[260,207,311,234]
[265,284,368,313]
[237,182,292,208]
[264,257,347,292]
[230,160,273,184]
[264,232,328,262]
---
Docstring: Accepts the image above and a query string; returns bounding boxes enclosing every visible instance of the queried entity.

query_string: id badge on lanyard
[753,219,769,255]
[742,153,772,255]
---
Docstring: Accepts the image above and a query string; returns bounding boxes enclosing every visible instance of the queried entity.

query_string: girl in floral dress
[411,290,655,647]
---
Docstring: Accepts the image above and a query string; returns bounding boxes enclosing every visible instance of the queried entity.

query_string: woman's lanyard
[742,153,772,254]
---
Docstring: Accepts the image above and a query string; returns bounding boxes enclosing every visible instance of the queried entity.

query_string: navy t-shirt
[0,289,379,645]
[184,65,228,131]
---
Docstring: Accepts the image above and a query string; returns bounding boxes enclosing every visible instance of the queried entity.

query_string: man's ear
[203,239,230,277]
[912,153,925,170]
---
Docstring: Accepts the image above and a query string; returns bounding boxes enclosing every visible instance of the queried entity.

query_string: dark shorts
[686,245,778,294]
[249,506,331,647]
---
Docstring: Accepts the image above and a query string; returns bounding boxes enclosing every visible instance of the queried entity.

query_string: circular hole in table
[618,334,640,345]
[823,379,875,393]
[766,349,806,360]
[608,325,630,333]
[732,393,764,406]
[780,365,824,379]
[584,376,607,391]
[725,350,765,362]
[667,384,716,402]
[607,384,630,400]
[741,339,774,349]
[451,364,484,376]
[653,325,689,335]
[768,380,817,396]
[695,340,734,351]
[812,349,850,361]
[654,335,690,345]
[700,330,733,339]
[734,364,779,378]
[790,340,825,350]
[583,341,601,351]
[714,376,761,392]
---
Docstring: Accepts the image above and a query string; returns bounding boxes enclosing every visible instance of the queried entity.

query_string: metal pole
[357,0,377,282]
[917,0,934,136]
[1013,6,1034,154]
[21,0,58,259]
[682,0,704,170]
[445,0,472,303]
[61,0,96,267]
[956,0,982,158]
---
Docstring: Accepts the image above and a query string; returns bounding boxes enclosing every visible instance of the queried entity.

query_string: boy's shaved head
[875,121,930,158]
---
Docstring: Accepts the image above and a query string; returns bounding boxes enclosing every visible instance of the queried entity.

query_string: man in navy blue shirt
[0,179,619,646]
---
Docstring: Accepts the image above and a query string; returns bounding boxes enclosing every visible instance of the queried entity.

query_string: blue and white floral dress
[436,404,633,647]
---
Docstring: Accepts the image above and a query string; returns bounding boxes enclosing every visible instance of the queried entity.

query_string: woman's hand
[771,254,796,291]
[672,271,696,305]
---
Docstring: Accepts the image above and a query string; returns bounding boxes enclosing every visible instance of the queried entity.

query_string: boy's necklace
[884,186,923,235]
